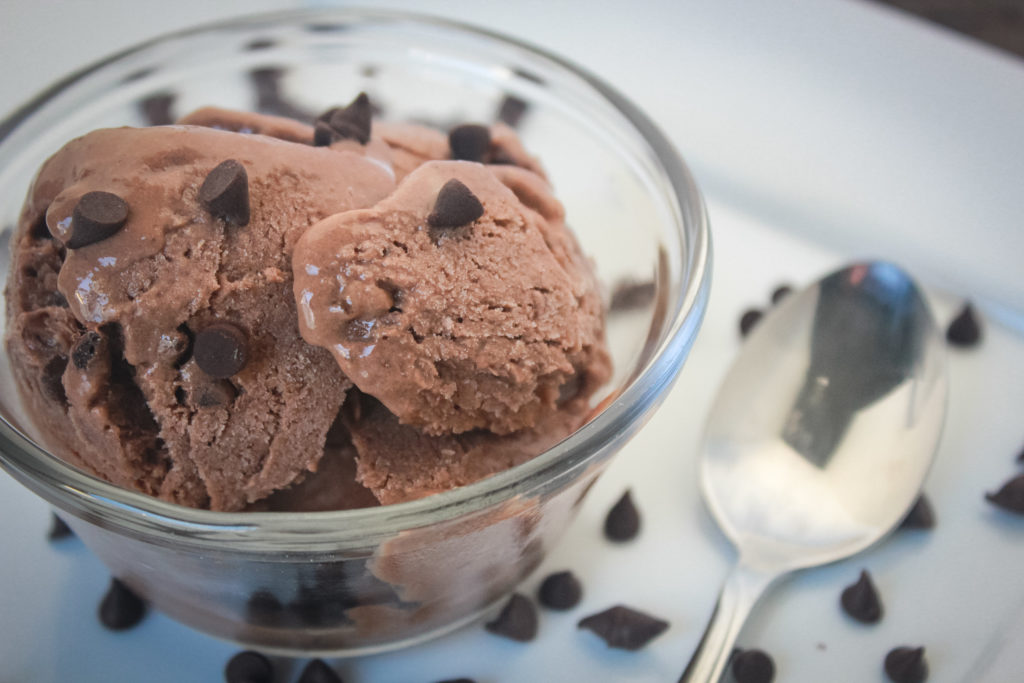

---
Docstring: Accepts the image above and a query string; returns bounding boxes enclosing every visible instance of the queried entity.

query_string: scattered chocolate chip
[297,658,343,683]
[899,494,936,530]
[194,323,248,379]
[196,380,238,407]
[840,570,883,623]
[225,650,273,683]
[449,124,492,162]
[610,279,656,312]
[946,303,981,347]
[48,513,73,541]
[200,159,250,226]
[139,92,175,126]
[484,593,538,642]
[577,605,669,651]
[497,94,529,128]
[604,490,640,542]
[884,646,928,683]
[739,308,763,338]
[428,179,484,229]
[314,93,372,146]
[732,648,776,683]
[770,285,793,305]
[71,330,104,370]
[99,578,147,630]
[537,570,582,610]
[985,473,1024,514]
[67,191,129,249]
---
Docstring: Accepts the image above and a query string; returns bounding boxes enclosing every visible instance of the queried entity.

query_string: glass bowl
[0,8,710,655]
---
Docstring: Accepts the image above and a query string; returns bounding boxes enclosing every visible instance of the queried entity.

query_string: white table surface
[2,1,1024,682]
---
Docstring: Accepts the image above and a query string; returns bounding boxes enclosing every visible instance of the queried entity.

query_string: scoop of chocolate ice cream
[6,124,394,510]
[293,160,609,437]
[6,101,611,512]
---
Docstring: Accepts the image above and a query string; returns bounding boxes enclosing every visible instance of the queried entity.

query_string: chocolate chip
[71,330,104,370]
[610,279,656,312]
[41,356,68,405]
[194,323,248,379]
[985,473,1024,514]
[245,589,284,627]
[899,494,936,530]
[770,284,793,305]
[946,303,981,347]
[427,179,484,229]
[577,605,669,650]
[200,159,250,226]
[297,658,343,683]
[67,191,129,248]
[537,570,582,610]
[48,513,73,541]
[840,570,883,623]
[313,121,336,147]
[484,593,537,642]
[449,124,492,162]
[99,578,147,630]
[314,93,372,146]
[140,92,175,126]
[739,308,763,337]
[225,650,273,683]
[196,380,238,407]
[884,646,928,683]
[497,94,529,128]
[732,648,776,683]
[604,490,640,542]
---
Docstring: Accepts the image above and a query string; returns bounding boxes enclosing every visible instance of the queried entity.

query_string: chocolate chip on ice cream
[427,178,485,229]
[314,92,372,146]
[67,191,129,248]
[199,159,250,226]
[449,124,492,162]
[194,323,249,379]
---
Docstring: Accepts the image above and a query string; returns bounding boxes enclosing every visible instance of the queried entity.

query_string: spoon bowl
[681,262,947,682]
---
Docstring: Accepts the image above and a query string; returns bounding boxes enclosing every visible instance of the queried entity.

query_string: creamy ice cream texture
[5,97,610,511]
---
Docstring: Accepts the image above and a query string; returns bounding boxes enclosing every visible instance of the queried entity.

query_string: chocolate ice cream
[4,97,610,512]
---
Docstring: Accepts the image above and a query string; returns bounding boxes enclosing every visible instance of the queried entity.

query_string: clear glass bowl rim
[0,7,711,545]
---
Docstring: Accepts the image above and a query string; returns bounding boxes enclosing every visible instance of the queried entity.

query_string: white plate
[3,1,1024,681]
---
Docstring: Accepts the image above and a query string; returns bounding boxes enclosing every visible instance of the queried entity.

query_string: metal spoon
[680,262,947,682]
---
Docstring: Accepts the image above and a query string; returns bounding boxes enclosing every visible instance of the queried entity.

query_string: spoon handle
[678,562,779,683]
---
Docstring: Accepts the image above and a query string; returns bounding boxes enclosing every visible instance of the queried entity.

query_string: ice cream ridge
[5,93,611,511]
